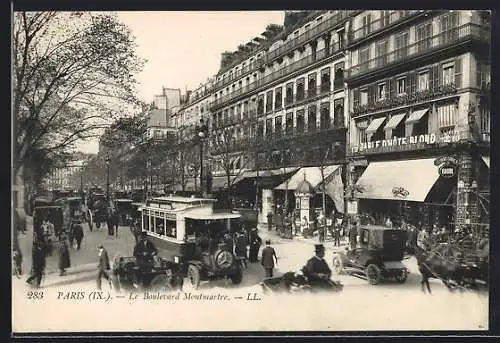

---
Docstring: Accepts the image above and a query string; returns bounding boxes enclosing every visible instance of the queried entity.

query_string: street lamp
[80,161,87,201]
[105,154,111,200]
[196,118,209,198]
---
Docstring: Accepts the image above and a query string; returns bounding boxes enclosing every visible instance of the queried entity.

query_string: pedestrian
[72,221,84,250]
[349,221,358,250]
[235,232,248,269]
[333,220,341,247]
[96,244,111,290]
[58,235,71,276]
[261,240,278,278]
[112,210,120,238]
[303,244,332,289]
[267,211,273,232]
[26,242,46,288]
[385,216,393,228]
[130,219,141,244]
[301,216,309,237]
[248,228,262,263]
[318,211,326,243]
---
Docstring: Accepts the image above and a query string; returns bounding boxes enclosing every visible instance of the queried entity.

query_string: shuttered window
[416,22,433,52]
[265,118,272,136]
[397,78,406,95]
[437,103,458,129]
[454,58,462,88]
[418,71,430,91]
[395,31,409,60]
[360,88,368,105]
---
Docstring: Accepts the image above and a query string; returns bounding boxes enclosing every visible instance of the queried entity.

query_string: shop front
[352,158,457,231]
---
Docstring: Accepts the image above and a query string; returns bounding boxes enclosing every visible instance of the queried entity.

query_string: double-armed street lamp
[105,154,111,200]
[196,118,209,198]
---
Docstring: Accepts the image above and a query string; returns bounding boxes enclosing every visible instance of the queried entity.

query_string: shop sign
[347,200,358,214]
[439,162,457,178]
[434,156,459,167]
[351,132,460,153]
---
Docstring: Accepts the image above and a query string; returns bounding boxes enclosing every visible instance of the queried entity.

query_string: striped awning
[384,113,406,130]
[366,117,386,134]
[405,108,430,124]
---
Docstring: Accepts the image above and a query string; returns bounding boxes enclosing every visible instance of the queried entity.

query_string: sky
[77,11,285,154]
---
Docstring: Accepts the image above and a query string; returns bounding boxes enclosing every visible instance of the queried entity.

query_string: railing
[352,83,458,117]
[211,43,343,110]
[349,10,421,43]
[212,10,354,93]
[348,23,490,79]
[212,110,258,130]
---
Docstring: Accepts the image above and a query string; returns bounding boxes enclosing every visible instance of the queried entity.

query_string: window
[334,98,344,128]
[376,41,388,67]
[285,112,294,135]
[266,90,273,112]
[377,83,387,100]
[442,63,454,85]
[274,116,282,135]
[395,31,409,60]
[440,12,459,43]
[418,72,429,91]
[320,67,331,92]
[296,78,305,100]
[359,47,370,64]
[320,103,330,129]
[296,110,305,132]
[257,95,265,114]
[285,83,294,105]
[362,14,372,37]
[381,10,391,27]
[308,73,317,97]
[155,217,165,235]
[360,89,368,105]
[308,105,317,131]
[397,78,406,95]
[275,87,282,110]
[437,103,458,129]
[416,22,433,52]
[165,219,176,239]
[358,129,368,144]
[265,118,273,136]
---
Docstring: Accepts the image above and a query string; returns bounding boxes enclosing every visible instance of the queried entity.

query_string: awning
[211,175,239,191]
[482,156,490,168]
[405,108,430,124]
[366,117,386,134]
[355,158,440,202]
[384,113,406,130]
[275,165,340,190]
[240,167,299,179]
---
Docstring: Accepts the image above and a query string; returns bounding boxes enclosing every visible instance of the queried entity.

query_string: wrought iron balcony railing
[348,23,490,79]
[210,43,343,111]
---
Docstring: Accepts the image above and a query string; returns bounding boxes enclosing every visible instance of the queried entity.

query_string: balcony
[349,10,421,45]
[212,11,355,93]
[352,83,459,117]
[348,23,491,80]
[211,43,343,111]
[348,129,487,157]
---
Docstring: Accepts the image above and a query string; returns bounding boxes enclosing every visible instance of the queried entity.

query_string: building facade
[345,10,490,232]
[43,161,87,190]
[170,10,490,230]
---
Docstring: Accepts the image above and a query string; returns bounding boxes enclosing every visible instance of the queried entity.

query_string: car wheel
[365,264,381,285]
[188,264,201,290]
[230,267,243,285]
[150,274,171,291]
[332,256,343,275]
[395,269,408,283]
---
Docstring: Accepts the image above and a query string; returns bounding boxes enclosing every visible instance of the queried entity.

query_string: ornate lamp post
[80,161,87,202]
[196,118,209,198]
[105,154,111,200]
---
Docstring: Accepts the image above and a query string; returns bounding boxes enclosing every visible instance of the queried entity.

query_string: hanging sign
[439,162,457,179]
[347,200,358,214]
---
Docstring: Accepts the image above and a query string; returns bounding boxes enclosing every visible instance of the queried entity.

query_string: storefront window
[142,213,149,231]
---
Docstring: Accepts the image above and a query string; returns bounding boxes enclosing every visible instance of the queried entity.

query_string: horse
[413,241,485,294]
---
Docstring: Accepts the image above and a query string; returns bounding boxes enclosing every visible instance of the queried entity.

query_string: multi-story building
[345,10,490,232]
[43,161,87,190]
[170,10,490,231]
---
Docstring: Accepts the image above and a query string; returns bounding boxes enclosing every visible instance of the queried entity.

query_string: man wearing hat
[248,228,262,263]
[303,244,332,288]
[261,240,278,278]
[133,230,158,262]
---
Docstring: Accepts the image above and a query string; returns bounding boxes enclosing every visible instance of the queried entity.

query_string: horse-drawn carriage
[110,255,183,292]
[414,226,489,293]
[332,225,409,285]
[88,193,107,229]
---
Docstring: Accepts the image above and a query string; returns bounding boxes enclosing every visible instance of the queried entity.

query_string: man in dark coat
[234,232,248,269]
[58,236,71,276]
[96,244,111,290]
[133,231,158,264]
[261,240,278,278]
[248,229,262,262]
[26,242,46,288]
[130,219,141,244]
[303,244,332,288]
[71,220,84,250]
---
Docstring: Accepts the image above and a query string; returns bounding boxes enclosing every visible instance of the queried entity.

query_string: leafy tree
[13,11,144,186]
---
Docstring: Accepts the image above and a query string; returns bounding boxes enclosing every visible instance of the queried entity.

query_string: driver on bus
[132,230,159,288]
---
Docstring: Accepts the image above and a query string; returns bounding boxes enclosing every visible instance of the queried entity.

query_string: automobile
[110,255,183,292]
[140,196,245,289]
[114,198,134,226]
[332,225,409,285]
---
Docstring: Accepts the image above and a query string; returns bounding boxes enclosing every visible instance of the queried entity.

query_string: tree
[13,12,144,189]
